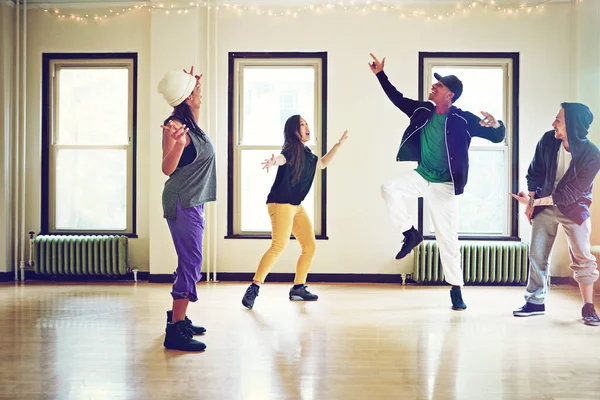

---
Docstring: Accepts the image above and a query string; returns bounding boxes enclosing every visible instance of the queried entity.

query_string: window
[41,53,137,236]
[418,52,519,240]
[227,52,327,238]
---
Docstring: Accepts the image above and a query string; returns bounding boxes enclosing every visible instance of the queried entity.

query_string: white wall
[551,0,600,277]
[14,1,599,278]
[0,2,15,274]
[147,7,208,276]
[213,3,573,276]
[25,9,151,271]
[574,0,600,245]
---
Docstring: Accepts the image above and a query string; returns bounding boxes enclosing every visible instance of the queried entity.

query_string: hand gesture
[509,191,534,225]
[509,191,530,205]
[368,53,386,75]
[160,120,188,146]
[479,111,500,128]
[337,130,348,146]
[183,65,202,82]
[261,153,276,173]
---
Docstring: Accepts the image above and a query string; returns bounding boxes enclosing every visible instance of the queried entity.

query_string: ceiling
[16,0,568,6]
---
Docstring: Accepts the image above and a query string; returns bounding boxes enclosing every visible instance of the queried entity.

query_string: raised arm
[317,130,348,170]
[463,111,506,143]
[369,53,420,117]
[161,119,189,176]
[261,153,287,173]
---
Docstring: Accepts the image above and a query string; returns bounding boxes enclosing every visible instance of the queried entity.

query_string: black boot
[164,320,207,352]
[395,226,423,259]
[166,310,206,335]
[450,286,467,311]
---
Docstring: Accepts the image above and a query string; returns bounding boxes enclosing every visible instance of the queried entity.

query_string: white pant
[381,170,463,286]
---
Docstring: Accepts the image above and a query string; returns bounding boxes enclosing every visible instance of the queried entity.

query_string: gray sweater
[162,127,216,220]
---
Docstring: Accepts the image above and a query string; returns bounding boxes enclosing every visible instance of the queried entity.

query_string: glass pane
[242,66,315,146]
[432,66,505,147]
[428,150,506,235]
[55,149,127,230]
[57,67,129,145]
[240,150,315,232]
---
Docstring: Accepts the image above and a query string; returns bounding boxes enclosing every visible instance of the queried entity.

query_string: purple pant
[166,201,205,302]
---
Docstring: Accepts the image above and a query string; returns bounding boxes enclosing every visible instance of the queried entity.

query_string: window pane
[240,150,315,232]
[55,149,127,230]
[457,149,507,234]
[242,67,315,146]
[432,66,505,147]
[57,68,129,145]
[427,150,506,235]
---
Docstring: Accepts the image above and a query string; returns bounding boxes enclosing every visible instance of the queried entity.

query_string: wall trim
[0,271,578,286]
[150,273,405,284]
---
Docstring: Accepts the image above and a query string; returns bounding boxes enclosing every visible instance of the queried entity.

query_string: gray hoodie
[526,102,600,225]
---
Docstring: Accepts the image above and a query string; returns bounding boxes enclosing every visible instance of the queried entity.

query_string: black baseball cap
[434,72,463,103]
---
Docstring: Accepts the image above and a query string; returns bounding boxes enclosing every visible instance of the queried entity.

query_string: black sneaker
[242,283,260,309]
[164,320,206,352]
[513,302,545,317]
[582,303,600,326]
[450,286,467,311]
[289,285,319,301]
[395,226,423,259]
[166,310,206,335]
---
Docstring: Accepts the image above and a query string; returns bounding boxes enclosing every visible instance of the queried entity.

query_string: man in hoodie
[511,103,600,326]
[369,53,506,310]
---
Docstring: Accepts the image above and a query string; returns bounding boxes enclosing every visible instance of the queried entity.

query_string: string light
[42,0,558,23]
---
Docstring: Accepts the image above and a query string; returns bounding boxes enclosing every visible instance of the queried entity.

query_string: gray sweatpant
[525,206,598,304]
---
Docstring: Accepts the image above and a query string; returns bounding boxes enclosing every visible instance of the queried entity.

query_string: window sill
[225,234,329,240]
[40,231,138,238]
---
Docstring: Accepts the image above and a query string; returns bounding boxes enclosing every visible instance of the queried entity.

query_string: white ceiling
[15,0,568,6]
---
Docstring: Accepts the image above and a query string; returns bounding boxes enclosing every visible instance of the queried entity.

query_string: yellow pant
[253,203,316,284]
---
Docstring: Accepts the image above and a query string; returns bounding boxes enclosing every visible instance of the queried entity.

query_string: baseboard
[0,271,579,286]
[0,272,14,282]
[0,270,150,282]
[549,276,578,285]
[148,272,405,284]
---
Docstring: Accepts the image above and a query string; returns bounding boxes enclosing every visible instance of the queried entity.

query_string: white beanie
[157,71,196,107]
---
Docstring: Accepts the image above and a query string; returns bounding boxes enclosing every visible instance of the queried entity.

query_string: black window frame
[41,52,138,238]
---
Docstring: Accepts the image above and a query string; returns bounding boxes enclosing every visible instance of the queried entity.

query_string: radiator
[413,241,529,284]
[34,235,128,276]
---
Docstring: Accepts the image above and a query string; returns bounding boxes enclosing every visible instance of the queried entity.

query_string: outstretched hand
[368,53,385,75]
[160,120,188,146]
[261,153,276,173]
[509,191,530,205]
[510,191,534,225]
[479,111,500,128]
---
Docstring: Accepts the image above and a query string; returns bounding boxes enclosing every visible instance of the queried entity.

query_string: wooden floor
[0,282,599,400]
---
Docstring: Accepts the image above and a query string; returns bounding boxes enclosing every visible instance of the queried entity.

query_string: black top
[266,146,318,205]
[177,140,197,168]
[162,117,198,169]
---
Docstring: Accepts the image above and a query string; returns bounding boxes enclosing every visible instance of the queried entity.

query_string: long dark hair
[164,102,207,143]
[282,114,306,185]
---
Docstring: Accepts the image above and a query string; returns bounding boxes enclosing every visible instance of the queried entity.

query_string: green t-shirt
[415,112,452,183]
